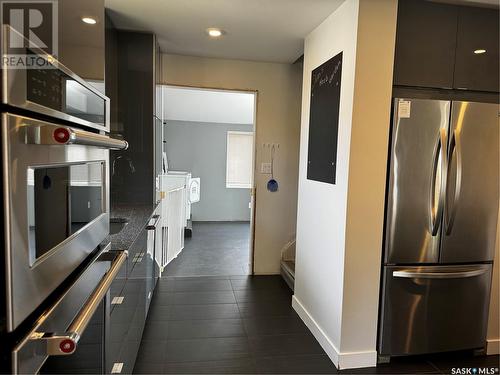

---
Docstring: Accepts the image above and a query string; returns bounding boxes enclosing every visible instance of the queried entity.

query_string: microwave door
[440,101,499,263]
[385,99,450,264]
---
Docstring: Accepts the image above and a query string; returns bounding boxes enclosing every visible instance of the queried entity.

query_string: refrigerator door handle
[445,129,462,235]
[430,129,448,236]
[393,268,487,279]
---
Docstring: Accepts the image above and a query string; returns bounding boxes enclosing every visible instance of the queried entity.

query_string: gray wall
[165,120,253,222]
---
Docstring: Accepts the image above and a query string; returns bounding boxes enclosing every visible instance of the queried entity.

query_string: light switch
[261,163,272,174]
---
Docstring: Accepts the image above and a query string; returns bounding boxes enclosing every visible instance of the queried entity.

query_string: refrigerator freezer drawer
[379,264,492,356]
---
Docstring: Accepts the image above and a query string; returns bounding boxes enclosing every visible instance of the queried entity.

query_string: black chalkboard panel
[307,52,342,184]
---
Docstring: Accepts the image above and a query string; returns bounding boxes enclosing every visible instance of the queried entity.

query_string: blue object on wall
[267,144,278,192]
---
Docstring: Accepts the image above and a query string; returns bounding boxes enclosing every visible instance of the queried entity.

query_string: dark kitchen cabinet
[393,0,458,89]
[58,0,105,94]
[106,25,163,205]
[394,0,499,93]
[107,209,161,373]
[454,6,499,92]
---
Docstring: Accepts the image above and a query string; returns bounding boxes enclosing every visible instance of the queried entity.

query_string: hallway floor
[165,222,251,277]
[133,275,336,374]
[133,275,499,374]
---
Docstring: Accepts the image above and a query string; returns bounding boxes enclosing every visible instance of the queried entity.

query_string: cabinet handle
[147,215,161,230]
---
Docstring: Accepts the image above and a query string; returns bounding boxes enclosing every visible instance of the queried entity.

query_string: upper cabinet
[454,7,499,92]
[58,0,105,93]
[393,0,458,89]
[394,0,499,93]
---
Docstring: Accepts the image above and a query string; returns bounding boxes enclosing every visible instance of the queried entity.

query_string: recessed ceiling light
[206,28,224,38]
[474,49,486,54]
[82,17,97,25]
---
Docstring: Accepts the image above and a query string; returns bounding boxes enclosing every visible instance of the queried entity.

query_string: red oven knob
[53,128,70,143]
[59,338,76,354]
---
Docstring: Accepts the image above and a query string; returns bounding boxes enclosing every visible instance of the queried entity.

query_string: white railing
[159,186,186,274]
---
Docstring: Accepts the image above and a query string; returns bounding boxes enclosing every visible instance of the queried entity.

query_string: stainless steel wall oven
[1,25,128,374]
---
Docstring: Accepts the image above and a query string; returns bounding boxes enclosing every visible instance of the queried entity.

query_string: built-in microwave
[1,25,109,132]
[1,113,127,332]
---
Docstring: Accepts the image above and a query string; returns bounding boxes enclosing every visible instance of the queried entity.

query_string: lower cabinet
[107,208,161,373]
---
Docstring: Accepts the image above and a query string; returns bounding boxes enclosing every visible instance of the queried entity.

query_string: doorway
[161,85,257,277]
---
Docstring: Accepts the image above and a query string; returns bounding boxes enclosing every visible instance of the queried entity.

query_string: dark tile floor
[165,222,251,277]
[133,275,499,374]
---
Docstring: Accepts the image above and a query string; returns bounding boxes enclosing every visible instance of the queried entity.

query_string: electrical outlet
[261,163,272,174]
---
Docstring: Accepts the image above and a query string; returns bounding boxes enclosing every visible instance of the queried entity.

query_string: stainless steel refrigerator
[379,98,499,357]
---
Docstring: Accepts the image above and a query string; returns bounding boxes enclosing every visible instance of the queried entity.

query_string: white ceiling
[104,0,345,63]
[164,86,255,125]
[105,0,498,63]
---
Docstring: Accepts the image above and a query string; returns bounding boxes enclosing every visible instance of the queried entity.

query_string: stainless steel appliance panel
[385,98,450,264]
[379,264,492,356]
[440,101,499,263]
[1,26,110,132]
[12,249,126,374]
[2,113,110,331]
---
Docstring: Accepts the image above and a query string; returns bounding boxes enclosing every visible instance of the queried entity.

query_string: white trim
[226,182,252,189]
[292,295,377,370]
[486,339,500,355]
[338,349,378,370]
[292,296,340,368]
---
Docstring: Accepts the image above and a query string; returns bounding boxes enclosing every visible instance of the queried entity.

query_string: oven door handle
[25,123,128,150]
[34,250,127,356]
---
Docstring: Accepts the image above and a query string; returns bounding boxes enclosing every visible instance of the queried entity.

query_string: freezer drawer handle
[393,268,487,279]
[32,251,127,356]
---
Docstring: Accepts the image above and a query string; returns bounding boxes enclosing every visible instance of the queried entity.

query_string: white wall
[294,0,360,358]
[162,54,303,274]
[293,0,398,369]
[340,0,397,359]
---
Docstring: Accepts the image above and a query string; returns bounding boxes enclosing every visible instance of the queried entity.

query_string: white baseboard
[292,295,377,370]
[486,339,500,355]
[338,349,378,370]
[292,295,340,367]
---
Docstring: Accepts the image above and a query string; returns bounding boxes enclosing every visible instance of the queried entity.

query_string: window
[226,131,253,188]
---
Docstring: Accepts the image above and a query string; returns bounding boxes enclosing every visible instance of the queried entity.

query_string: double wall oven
[1,26,128,373]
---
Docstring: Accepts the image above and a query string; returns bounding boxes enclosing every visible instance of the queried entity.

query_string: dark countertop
[109,203,158,251]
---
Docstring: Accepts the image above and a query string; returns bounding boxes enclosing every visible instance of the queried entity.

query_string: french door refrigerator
[379,98,499,357]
